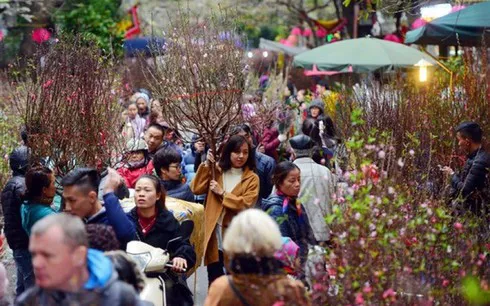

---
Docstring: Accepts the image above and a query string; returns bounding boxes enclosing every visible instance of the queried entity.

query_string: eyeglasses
[169,164,182,170]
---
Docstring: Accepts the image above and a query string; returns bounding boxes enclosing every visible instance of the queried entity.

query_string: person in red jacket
[260,121,287,161]
[117,139,154,188]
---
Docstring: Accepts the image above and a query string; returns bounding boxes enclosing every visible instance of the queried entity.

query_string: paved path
[188,264,208,306]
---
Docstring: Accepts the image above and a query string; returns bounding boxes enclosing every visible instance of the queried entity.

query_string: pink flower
[363,285,372,294]
[272,302,285,306]
[355,293,365,305]
[454,222,463,231]
[43,80,54,89]
[382,288,396,300]
[442,279,450,287]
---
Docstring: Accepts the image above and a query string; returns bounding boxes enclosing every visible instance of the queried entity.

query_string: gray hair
[31,213,88,248]
[223,209,282,257]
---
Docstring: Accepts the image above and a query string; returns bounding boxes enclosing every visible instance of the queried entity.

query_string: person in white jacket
[289,134,336,243]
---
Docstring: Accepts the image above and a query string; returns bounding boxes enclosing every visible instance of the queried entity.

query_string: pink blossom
[442,279,450,287]
[382,288,396,300]
[355,293,365,305]
[454,222,463,231]
[363,284,372,294]
[272,302,285,306]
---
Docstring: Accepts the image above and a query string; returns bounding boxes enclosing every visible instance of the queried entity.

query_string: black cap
[456,121,480,133]
[289,135,314,150]
[9,145,30,174]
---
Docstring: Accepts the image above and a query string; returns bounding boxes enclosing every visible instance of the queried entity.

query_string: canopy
[405,1,490,46]
[259,38,308,56]
[293,37,436,73]
[123,37,165,57]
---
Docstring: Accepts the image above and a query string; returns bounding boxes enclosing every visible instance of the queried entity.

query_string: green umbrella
[405,1,490,46]
[293,37,435,73]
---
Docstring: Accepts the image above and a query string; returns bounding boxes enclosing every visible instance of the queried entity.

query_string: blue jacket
[182,148,197,183]
[87,193,137,248]
[21,202,57,236]
[255,151,275,202]
[161,180,195,202]
[262,194,316,261]
[17,248,143,305]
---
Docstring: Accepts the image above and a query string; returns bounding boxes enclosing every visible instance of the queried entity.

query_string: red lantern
[32,28,51,44]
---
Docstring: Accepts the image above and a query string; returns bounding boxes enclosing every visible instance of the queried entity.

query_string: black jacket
[451,147,490,214]
[127,207,196,270]
[1,175,29,250]
[255,151,276,202]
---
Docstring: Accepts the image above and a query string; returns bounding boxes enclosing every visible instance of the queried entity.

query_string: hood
[84,248,114,290]
[309,99,324,115]
[261,194,284,211]
[9,145,29,175]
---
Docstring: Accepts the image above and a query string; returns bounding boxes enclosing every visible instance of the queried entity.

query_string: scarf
[276,190,304,224]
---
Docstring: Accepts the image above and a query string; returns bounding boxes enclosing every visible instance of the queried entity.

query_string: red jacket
[261,127,280,160]
[117,161,154,188]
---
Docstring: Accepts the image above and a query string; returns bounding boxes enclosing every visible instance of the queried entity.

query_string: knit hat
[126,138,148,153]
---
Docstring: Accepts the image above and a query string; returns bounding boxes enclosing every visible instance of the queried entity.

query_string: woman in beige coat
[191,135,259,286]
[204,209,310,306]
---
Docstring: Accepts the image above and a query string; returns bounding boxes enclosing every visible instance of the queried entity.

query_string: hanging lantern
[32,28,51,44]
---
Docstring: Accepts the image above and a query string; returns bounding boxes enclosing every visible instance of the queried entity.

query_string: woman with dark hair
[127,174,196,305]
[301,117,342,167]
[21,166,58,236]
[191,134,260,286]
[262,162,315,265]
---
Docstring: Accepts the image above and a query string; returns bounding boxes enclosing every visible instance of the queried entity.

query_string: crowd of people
[0,84,488,305]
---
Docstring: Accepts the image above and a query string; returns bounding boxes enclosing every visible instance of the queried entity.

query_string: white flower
[203,53,208,58]
[354,212,361,220]
[378,150,386,159]
[369,223,376,231]
[409,149,415,156]
[370,231,377,238]
[388,187,395,194]
[397,158,405,167]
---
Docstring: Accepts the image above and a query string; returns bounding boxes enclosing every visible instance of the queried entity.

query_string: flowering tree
[145,8,246,177]
[9,35,125,177]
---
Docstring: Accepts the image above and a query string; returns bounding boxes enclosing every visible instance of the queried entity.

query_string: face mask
[128,159,146,169]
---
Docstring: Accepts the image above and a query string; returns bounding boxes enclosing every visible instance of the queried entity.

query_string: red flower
[32,28,51,44]
[43,80,54,89]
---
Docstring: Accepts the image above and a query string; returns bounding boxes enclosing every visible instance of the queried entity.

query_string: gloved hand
[278,134,288,142]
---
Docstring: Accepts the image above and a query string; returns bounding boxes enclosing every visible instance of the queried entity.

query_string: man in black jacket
[442,122,490,215]
[1,145,33,296]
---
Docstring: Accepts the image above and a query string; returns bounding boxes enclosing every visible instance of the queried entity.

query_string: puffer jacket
[1,146,29,250]
[161,180,195,202]
[262,194,316,262]
[16,249,143,306]
[255,151,275,203]
[261,127,280,160]
[117,160,154,189]
[1,176,28,250]
[451,147,490,215]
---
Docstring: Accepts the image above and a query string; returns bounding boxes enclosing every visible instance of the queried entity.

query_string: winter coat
[294,157,335,242]
[127,207,196,269]
[255,151,276,202]
[117,160,154,189]
[21,202,57,236]
[190,164,259,265]
[87,193,137,248]
[205,257,310,306]
[122,116,146,140]
[16,249,143,306]
[1,175,28,250]
[261,127,280,160]
[183,148,197,183]
[451,148,490,215]
[161,179,195,202]
[262,194,316,261]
